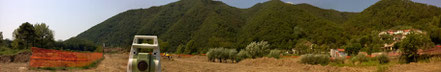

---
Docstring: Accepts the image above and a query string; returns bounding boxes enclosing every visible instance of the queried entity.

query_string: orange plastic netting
[30,47,103,67]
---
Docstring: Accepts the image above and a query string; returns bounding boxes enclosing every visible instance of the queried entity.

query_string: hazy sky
[1,0,441,40]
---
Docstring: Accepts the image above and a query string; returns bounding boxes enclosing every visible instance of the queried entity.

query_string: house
[379,29,424,51]
[330,49,346,58]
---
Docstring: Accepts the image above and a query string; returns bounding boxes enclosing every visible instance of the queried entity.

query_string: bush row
[301,54,391,66]
[300,54,330,65]
[207,41,283,63]
[206,48,237,62]
[350,54,390,64]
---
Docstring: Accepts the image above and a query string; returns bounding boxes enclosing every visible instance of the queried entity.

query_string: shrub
[236,50,250,62]
[207,48,222,62]
[300,54,330,66]
[376,65,389,72]
[331,57,345,64]
[206,48,216,62]
[220,49,229,62]
[427,56,441,62]
[244,41,270,58]
[227,49,238,62]
[417,54,433,62]
[351,54,369,63]
[214,48,225,62]
[267,49,281,59]
[376,54,390,64]
[206,48,237,62]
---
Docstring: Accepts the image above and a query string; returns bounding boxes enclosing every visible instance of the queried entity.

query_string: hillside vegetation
[75,0,441,55]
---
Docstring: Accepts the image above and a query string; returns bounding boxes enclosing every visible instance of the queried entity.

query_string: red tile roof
[337,49,345,51]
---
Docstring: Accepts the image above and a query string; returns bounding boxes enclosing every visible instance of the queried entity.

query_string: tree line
[0,22,101,54]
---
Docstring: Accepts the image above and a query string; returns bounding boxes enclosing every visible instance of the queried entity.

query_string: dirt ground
[387,62,441,72]
[163,55,379,72]
[1,53,441,72]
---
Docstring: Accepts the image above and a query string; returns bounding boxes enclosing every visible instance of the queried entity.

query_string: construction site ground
[2,53,441,72]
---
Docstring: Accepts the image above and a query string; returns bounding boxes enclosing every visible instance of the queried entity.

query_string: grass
[328,58,396,72]
[329,56,399,67]
[339,62,392,72]
[329,60,382,67]
[328,56,441,72]
[376,65,389,72]
[417,56,441,63]
[428,57,441,62]
[0,47,31,56]
[82,57,104,69]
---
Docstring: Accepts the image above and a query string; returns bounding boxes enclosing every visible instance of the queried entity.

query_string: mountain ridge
[75,0,441,53]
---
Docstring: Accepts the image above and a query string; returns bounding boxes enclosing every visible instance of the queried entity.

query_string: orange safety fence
[30,47,103,67]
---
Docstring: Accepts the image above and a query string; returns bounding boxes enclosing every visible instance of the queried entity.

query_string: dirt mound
[0,52,31,63]
[0,55,13,63]
[13,52,31,62]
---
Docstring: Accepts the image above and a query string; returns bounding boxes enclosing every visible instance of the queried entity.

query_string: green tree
[159,39,170,52]
[34,23,55,48]
[294,39,311,55]
[359,33,383,55]
[399,33,433,63]
[432,15,441,27]
[267,49,282,59]
[236,50,250,62]
[0,32,3,46]
[175,44,184,54]
[345,43,362,56]
[12,22,37,49]
[62,37,98,51]
[183,40,196,54]
[380,34,394,44]
[429,28,441,44]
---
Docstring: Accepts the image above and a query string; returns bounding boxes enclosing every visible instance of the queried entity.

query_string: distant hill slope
[76,0,441,53]
[344,0,441,34]
[294,3,357,24]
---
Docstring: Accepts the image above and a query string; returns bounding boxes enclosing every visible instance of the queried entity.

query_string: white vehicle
[127,35,161,72]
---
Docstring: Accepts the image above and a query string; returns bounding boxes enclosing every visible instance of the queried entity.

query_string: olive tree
[244,41,270,58]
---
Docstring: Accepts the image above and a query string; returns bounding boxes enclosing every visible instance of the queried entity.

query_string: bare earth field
[1,53,441,72]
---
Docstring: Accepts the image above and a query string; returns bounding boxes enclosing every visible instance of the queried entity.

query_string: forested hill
[76,0,441,53]
[343,0,441,43]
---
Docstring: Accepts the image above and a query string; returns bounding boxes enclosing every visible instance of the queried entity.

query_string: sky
[1,0,441,40]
